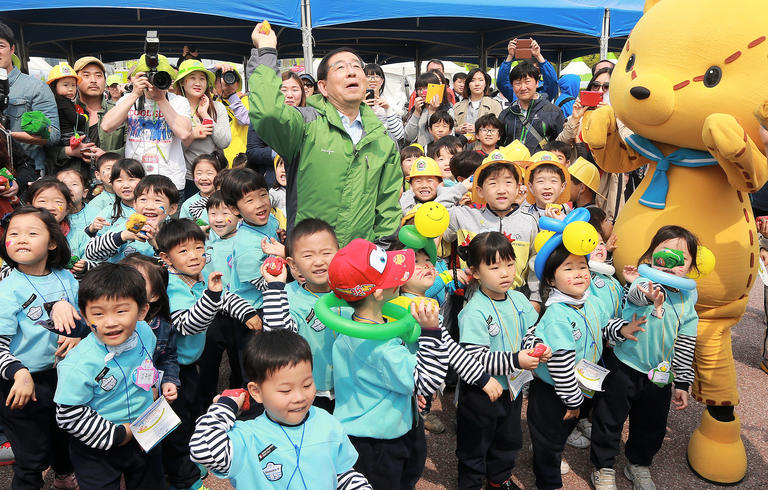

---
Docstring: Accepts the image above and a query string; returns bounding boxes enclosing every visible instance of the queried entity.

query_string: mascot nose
[630,86,651,100]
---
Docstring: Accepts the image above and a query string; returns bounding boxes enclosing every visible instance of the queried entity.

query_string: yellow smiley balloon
[562,221,599,256]
[533,230,556,253]
[414,202,450,238]
[687,245,716,279]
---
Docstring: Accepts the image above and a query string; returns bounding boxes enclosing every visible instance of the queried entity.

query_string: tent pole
[301,0,314,76]
[557,50,562,75]
[17,23,29,74]
[479,32,486,72]
[243,55,248,92]
[600,8,610,59]
[415,47,421,77]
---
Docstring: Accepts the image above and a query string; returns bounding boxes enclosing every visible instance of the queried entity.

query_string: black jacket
[499,96,565,153]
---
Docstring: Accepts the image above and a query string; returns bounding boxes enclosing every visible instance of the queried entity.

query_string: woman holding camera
[173,59,231,198]
[364,63,404,143]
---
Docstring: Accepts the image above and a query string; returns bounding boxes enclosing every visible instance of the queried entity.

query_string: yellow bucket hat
[174,59,215,89]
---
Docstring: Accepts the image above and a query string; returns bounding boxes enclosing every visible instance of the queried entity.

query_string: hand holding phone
[579,90,604,108]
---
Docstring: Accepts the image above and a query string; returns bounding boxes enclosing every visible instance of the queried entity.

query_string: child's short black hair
[95,152,121,172]
[0,206,71,269]
[232,153,248,168]
[109,158,146,184]
[134,175,181,207]
[155,218,207,254]
[428,110,455,130]
[192,154,222,174]
[400,145,424,162]
[543,140,573,160]
[428,135,461,159]
[213,168,231,189]
[0,23,16,47]
[459,231,516,268]
[586,206,609,241]
[510,61,541,83]
[286,218,338,257]
[449,150,484,180]
[220,168,268,208]
[477,162,520,187]
[120,253,170,322]
[529,163,565,183]
[474,114,505,143]
[243,330,313,384]
[78,262,148,312]
[205,190,227,211]
[25,177,75,215]
[638,225,699,272]
[56,167,90,190]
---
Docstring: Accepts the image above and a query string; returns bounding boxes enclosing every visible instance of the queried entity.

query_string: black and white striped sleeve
[441,330,488,386]
[521,324,544,350]
[189,397,237,474]
[0,336,24,380]
[0,265,12,281]
[337,469,373,490]
[548,349,583,409]
[220,291,258,324]
[84,232,124,263]
[189,197,210,221]
[413,330,449,396]
[671,334,696,390]
[603,317,629,344]
[56,404,126,450]
[262,284,298,332]
[463,344,520,376]
[248,277,268,291]
[384,113,405,141]
[625,282,654,307]
[171,289,223,335]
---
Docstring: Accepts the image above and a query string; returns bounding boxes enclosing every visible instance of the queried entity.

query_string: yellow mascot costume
[582,0,768,483]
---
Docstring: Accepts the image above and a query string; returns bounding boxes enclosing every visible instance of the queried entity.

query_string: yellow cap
[524,151,571,205]
[406,157,442,181]
[47,62,81,86]
[499,140,531,163]
[471,150,524,205]
[568,157,602,195]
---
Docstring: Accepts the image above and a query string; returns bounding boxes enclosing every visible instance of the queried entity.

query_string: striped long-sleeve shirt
[56,404,127,450]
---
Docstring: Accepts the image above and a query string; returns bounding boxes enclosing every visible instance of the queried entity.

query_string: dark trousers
[162,363,202,488]
[590,350,671,469]
[312,395,335,414]
[527,378,578,490]
[349,417,426,490]
[70,436,162,490]
[457,382,523,489]
[0,368,72,490]
[196,315,248,416]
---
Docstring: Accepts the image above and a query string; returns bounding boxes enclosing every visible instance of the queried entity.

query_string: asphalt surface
[5,283,768,489]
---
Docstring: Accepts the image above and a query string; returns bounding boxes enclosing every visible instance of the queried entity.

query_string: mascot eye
[368,247,387,274]
[703,66,722,88]
[625,54,636,72]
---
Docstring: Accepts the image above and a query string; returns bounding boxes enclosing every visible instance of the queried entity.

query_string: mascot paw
[582,105,617,149]
[702,113,748,161]
[753,101,768,129]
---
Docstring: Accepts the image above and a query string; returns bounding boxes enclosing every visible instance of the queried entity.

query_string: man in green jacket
[247,23,402,247]
[74,56,126,158]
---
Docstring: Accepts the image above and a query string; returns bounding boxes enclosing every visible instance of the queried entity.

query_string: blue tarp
[0,1,644,63]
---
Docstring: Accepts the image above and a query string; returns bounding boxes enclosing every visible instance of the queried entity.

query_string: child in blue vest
[197,191,244,412]
[84,152,120,219]
[456,232,549,489]
[0,207,80,489]
[155,218,260,490]
[261,218,341,413]
[329,238,449,489]
[98,158,146,235]
[190,329,371,489]
[590,226,699,490]
[56,168,101,240]
[54,262,162,489]
[220,168,282,310]
[180,154,220,223]
[529,240,646,490]
[86,175,180,264]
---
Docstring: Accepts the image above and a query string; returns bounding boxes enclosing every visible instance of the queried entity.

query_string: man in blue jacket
[496,38,559,104]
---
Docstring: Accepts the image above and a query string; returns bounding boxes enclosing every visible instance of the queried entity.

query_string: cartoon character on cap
[579,1,768,481]
[525,151,572,209]
[407,157,443,205]
[568,157,604,208]
[328,238,415,303]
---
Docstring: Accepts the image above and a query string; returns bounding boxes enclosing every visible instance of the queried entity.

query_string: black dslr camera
[125,31,173,93]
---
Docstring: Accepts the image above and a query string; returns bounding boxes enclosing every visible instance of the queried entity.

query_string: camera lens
[222,71,238,85]
[124,83,134,93]
[151,71,173,91]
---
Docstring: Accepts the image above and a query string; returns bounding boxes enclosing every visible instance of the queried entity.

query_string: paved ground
[5,283,768,489]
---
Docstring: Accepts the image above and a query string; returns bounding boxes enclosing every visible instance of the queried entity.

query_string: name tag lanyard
[22,270,72,308]
[278,422,308,490]
[103,334,153,423]
[489,294,523,353]
[568,303,604,367]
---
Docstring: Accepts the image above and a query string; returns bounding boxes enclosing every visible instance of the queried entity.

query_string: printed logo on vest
[593,278,605,288]
[258,444,277,461]
[486,315,500,337]
[26,306,43,321]
[100,375,118,391]
[306,309,326,332]
[123,246,137,256]
[572,321,582,341]
[262,462,283,481]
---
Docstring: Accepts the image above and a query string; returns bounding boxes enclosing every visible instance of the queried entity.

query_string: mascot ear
[644,0,663,13]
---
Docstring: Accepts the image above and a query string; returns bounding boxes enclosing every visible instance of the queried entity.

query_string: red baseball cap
[329,238,415,302]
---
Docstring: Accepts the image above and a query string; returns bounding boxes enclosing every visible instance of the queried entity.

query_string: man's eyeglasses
[478,128,499,135]
[330,60,363,73]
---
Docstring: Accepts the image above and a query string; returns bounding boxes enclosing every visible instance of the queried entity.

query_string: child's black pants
[70,436,162,490]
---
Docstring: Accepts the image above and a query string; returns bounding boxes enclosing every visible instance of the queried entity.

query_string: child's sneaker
[577,418,593,439]
[53,472,78,490]
[566,426,590,448]
[624,462,656,490]
[591,467,618,490]
[561,459,570,475]
[0,441,14,466]
[422,411,446,434]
